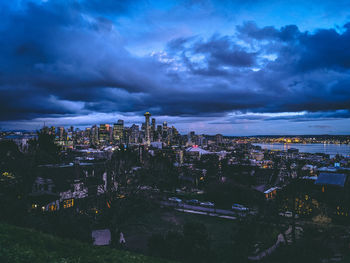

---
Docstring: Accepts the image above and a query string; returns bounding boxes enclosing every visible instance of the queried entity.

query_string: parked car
[168,197,182,204]
[200,201,215,208]
[186,199,199,205]
[231,204,249,212]
[279,211,299,218]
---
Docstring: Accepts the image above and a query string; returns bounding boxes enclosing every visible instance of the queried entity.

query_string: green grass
[0,222,170,263]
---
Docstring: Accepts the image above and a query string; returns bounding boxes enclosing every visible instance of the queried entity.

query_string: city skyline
[1,112,349,136]
[1,0,350,135]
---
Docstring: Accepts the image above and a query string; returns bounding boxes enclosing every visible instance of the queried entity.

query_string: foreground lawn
[0,222,170,263]
[123,208,238,259]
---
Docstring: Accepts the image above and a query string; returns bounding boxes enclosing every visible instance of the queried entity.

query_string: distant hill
[0,223,170,263]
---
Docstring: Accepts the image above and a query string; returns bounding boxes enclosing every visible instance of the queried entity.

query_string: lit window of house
[49,204,57,211]
[63,199,74,208]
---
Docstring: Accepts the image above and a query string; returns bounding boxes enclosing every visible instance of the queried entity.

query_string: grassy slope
[123,208,239,260]
[0,223,169,263]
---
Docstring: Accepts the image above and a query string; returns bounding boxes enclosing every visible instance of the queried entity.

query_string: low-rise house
[30,162,114,212]
[264,187,280,200]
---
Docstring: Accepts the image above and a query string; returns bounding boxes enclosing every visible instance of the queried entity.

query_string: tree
[103,147,155,246]
[28,131,61,165]
[194,154,219,182]
[0,140,28,223]
[0,140,23,172]
[139,152,179,192]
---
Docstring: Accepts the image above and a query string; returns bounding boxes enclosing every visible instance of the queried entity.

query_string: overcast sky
[1,0,350,135]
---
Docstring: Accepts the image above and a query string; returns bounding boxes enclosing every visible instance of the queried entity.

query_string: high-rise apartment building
[130,124,140,144]
[144,112,151,145]
[151,118,156,141]
[151,118,156,132]
[113,119,124,143]
[215,134,223,145]
[58,127,65,140]
[99,124,110,144]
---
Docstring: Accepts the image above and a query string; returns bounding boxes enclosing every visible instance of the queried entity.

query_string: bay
[253,143,350,157]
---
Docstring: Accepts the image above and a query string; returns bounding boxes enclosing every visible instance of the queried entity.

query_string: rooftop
[186,146,210,155]
[315,173,347,187]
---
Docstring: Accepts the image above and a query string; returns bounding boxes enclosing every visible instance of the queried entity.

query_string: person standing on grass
[119,231,126,246]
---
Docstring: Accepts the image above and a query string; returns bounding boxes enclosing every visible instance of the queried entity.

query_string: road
[160,201,248,217]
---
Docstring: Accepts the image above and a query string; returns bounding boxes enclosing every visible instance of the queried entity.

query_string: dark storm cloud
[0,0,350,125]
[167,35,257,76]
[191,36,257,68]
[0,0,166,120]
[297,25,350,71]
[237,21,350,72]
[237,21,301,41]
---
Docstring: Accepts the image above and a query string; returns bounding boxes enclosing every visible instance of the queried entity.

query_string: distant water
[253,143,350,157]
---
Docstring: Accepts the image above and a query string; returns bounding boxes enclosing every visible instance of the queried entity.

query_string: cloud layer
[0,0,349,134]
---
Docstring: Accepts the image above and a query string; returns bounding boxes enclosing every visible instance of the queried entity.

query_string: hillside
[0,223,169,263]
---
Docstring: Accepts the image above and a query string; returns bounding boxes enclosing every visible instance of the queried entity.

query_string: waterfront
[253,143,350,157]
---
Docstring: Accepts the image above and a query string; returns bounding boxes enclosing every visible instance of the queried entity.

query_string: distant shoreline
[253,143,350,157]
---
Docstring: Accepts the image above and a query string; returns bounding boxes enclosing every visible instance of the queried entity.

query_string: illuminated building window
[63,199,74,208]
[49,204,57,211]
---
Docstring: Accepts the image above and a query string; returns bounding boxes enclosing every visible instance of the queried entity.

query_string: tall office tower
[58,127,65,140]
[151,118,156,141]
[99,124,110,144]
[130,124,140,143]
[85,127,91,140]
[170,126,178,143]
[196,135,205,146]
[187,131,195,145]
[215,134,223,145]
[123,127,130,145]
[162,121,168,141]
[113,119,124,144]
[91,125,99,145]
[151,118,156,132]
[151,118,155,141]
[156,125,162,141]
[109,126,113,142]
[144,112,151,146]
[49,126,56,136]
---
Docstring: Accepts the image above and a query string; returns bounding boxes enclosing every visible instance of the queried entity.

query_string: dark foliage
[148,221,213,262]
